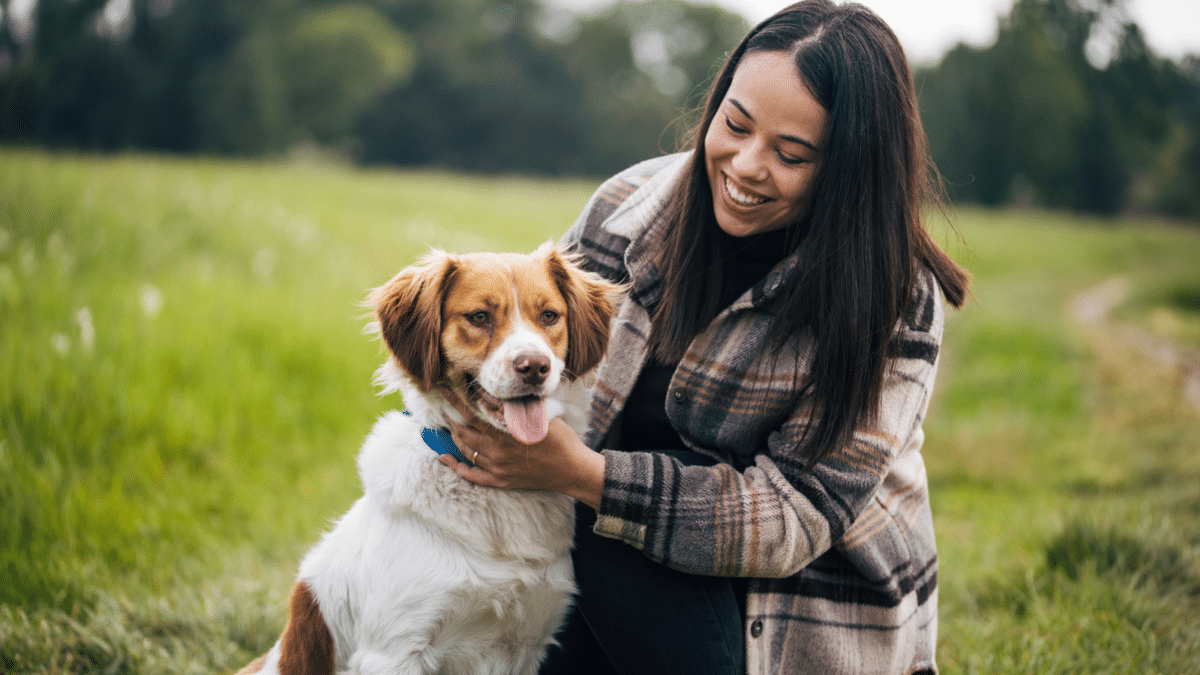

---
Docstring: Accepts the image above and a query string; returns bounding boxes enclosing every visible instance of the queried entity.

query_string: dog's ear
[367,250,457,390]
[545,244,622,380]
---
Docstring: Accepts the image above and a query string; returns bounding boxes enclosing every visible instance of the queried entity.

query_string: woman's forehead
[726,51,827,149]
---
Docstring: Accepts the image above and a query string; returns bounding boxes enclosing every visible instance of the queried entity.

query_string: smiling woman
[441,1,970,674]
[704,50,827,237]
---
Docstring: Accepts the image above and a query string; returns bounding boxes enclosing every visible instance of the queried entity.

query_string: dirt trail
[1071,277,1200,412]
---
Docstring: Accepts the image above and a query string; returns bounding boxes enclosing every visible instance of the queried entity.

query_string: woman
[440,1,969,673]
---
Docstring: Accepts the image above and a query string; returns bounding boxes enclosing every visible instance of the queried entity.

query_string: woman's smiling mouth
[723,174,772,207]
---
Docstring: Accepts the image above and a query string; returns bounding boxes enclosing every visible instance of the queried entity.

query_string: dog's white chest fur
[253,406,578,675]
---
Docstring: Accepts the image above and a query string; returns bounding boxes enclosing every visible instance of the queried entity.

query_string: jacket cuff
[592,449,654,549]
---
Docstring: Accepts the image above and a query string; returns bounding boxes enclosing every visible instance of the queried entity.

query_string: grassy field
[1,148,1198,673]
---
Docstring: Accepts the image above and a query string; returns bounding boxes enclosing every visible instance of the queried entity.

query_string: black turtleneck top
[618,227,791,454]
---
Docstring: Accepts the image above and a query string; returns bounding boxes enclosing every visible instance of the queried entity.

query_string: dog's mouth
[466,378,551,445]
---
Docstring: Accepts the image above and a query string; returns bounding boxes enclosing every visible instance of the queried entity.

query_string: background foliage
[0,0,747,176]
[1,0,1196,217]
[916,0,1200,218]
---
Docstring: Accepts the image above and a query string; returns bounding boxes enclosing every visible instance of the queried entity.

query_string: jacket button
[750,619,763,638]
[671,388,689,403]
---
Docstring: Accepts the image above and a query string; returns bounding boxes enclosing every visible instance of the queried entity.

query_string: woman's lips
[723,173,772,207]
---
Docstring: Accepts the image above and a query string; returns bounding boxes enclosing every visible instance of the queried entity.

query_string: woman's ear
[367,250,458,391]
[545,245,622,380]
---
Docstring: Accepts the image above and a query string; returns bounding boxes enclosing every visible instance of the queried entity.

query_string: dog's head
[368,243,620,443]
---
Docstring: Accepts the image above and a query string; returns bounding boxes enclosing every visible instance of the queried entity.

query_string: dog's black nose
[513,353,551,385]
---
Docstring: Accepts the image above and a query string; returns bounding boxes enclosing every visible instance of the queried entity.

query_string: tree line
[917,0,1199,218]
[0,0,747,177]
[1,0,1196,218]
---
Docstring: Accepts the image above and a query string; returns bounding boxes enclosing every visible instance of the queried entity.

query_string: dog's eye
[541,310,560,325]
[467,311,490,326]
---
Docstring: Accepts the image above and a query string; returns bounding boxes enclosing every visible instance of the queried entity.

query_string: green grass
[926,208,1200,673]
[2,148,1199,673]
[0,148,597,672]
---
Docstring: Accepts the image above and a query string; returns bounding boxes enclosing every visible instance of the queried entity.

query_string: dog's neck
[374,360,458,428]
[398,414,474,466]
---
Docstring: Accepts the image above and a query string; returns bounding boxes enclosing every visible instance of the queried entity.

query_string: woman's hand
[437,388,606,510]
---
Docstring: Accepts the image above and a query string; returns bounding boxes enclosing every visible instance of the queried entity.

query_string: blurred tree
[191,27,290,154]
[16,0,1191,221]
[356,0,746,175]
[918,0,1195,217]
[1,0,414,156]
[0,0,243,150]
[1150,56,1200,218]
[0,0,745,176]
[193,1,413,154]
[0,0,130,148]
[568,0,747,172]
[357,0,594,173]
[287,4,413,145]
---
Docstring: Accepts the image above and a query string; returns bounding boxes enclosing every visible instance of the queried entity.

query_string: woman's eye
[777,152,804,166]
[724,116,747,134]
[468,311,489,325]
[541,310,560,325]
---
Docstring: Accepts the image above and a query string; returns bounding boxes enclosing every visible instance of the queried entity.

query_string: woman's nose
[730,139,769,182]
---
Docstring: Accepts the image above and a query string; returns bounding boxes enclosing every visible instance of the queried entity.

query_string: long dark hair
[649,0,970,469]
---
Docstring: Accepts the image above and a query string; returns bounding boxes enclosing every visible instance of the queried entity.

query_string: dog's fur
[237,244,619,675]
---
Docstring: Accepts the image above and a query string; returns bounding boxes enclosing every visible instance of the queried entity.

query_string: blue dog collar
[403,411,475,467]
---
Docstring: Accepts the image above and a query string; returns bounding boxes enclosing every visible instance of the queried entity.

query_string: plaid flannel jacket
[561,153,943,675]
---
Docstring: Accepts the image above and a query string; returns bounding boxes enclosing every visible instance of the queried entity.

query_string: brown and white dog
[238,244,619,675]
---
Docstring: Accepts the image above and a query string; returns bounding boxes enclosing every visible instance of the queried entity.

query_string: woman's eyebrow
[729,98,756,122]
[728,98,819,153]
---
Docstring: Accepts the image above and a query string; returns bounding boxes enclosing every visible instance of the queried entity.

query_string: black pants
[540,451,746,675]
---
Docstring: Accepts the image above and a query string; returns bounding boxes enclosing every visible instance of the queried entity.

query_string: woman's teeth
[725,175,770,206]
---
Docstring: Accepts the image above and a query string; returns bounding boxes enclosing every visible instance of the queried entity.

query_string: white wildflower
[76,307,95,351]
[51,333,70,355]
[140,283,163,317]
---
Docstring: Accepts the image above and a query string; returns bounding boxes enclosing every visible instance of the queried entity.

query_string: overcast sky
[545,0,1200,66]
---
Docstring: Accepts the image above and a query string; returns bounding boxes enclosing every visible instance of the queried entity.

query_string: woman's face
[704,50,828,238]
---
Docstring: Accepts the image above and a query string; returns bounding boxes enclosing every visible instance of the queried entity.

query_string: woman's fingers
[443,419,534,489]
[437,454,502,487]
[445,418,510,479]
[447,416,489,450]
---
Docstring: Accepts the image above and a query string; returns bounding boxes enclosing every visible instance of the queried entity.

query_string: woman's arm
[591,273,947,580]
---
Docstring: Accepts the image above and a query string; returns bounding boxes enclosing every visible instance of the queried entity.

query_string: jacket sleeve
[591,272,946,579]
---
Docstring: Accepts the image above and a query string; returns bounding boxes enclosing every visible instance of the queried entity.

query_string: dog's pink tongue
[503,398,549,444]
